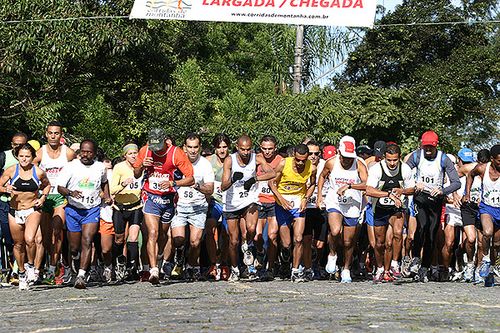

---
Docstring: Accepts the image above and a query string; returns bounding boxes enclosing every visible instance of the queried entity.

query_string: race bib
[149,176,169,192]
[379,196,395,206]
[78,189,96,206]
[282,195,301,209]
[260,185,272,195]
[338,196,353,205]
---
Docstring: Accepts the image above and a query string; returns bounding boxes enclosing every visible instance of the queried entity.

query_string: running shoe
[162,261,174,280]
[440,268,450,282]
[401,256,411,278]
[71,257,80,274]
[149,267,160,285]
[184,266,194,281]
[261,269,275,281]
[340,269,352,283]
[228,267,239,282]
[373,269,384,283]
[242,243,255,267]
[25,264,36,285]
[87,266,101,283]
[174,248,185,267]
[220,266,230,281]
[247,265,258,281]
[103,267,113,284]
[409,257,421,275]
[55,266,65,285]
[479,260,491,278]
[42,272,56,286]
[383,271,394,283]
[170,264,184,280]
[207,264,218,281]
[390,265,402,280]
[430,266,440,282]
[416,267,429,283]
[291,269,305,283]
[325,255,338,274]
[18,273,29,291]
[62,265,73,285]
[9,273,19,286]
[193,267,202,281]
[304,268,314,282]
[139,270,150,282]
[74,275,86,289]
[254,250,266,270]
[463,263,474,282]
[473,268,484,284]
[115,255,127,281]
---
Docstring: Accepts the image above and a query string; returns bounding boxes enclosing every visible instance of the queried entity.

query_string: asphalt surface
[0,279,499,332]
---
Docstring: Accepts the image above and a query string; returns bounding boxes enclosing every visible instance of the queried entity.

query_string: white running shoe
[325,255,338,274]
[340,269,352,283]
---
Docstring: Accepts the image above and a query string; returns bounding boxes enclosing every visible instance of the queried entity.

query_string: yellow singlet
[277,157,312,198]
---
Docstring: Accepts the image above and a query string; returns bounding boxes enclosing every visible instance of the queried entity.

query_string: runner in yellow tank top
[269,144,316,282]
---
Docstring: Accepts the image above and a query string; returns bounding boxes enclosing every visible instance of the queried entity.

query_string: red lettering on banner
[202,0,208,5]
[254,0,264,6]
[266,0,274,7]
[310,0,318,6]
[342,0,351,6]
[353,0,363,7]
[299,0,309,6]
[330,0,339,7]
[242,0,252,6]
[288,0,297,6]
[222,0,230,5]
[209,0,219,5]
[233,0,241,5]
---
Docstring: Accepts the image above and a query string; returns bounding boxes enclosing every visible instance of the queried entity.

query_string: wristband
[348,183,352,189]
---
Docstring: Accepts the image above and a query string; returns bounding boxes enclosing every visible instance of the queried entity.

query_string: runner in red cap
[133,128,194,284]
[405,130,460,282]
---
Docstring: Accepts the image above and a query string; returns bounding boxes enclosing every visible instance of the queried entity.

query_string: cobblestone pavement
[0,279,499,332]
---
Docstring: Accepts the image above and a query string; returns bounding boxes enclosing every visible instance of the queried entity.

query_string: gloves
[232,171,244,183]
[243,177,257,191]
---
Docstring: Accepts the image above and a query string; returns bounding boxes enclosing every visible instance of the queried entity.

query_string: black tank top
[375,162,403,210]
[10,165,41,192]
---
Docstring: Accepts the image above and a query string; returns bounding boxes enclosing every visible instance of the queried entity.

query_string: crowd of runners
[0,121,499,290]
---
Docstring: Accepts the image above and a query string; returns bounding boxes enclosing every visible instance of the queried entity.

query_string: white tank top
[324,156,362,218]
[39,145,69,194]
[416,150,444,192]
[482,162,500,207]
[223,152,258,212]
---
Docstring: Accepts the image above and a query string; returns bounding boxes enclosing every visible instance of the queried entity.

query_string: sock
[231,266,239,274]
[78,269,86,278]
[142,264,150,272]
[376,266,384,274]
[113,242,125,259]
[391,260,399,268]
[483,254,490,262]
[49,265,56,274]
[127,242,139,268]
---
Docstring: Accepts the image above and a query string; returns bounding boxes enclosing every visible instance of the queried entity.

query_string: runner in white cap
[317,135,368,283]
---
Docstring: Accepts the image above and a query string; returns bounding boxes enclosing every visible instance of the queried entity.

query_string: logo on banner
[146,0,192,13]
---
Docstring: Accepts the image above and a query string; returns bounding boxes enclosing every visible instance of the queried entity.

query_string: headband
[123,144,138,155]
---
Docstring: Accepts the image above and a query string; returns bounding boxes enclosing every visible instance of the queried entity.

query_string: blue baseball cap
[458,148,475,163]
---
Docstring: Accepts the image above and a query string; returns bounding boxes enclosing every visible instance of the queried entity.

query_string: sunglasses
[309,152,321,156]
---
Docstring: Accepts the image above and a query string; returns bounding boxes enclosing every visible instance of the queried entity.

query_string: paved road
[0,280,499,332]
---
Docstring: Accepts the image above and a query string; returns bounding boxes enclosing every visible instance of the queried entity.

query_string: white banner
[130,0,377,27]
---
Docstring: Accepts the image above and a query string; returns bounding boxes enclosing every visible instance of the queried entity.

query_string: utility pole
[292,25,304,94]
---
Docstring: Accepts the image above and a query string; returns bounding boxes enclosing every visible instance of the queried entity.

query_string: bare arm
[221,157,233,191]
[316,159,333,208]
[256,155,276,181]
[463,163,485,203]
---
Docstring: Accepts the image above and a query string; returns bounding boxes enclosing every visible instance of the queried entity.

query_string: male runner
[303,141,329,281]
[317,136,368,283]
[366,143,414,282]
[205,134,231,280]
[221,135,275,282]
[34,121,75,284]
[406,131,460,282]
[269,144,316,282]
[134,128,194,284]
[57,139,111,289]
[171,133,214,281]
[464,144,500,278]
[255,135,282,279]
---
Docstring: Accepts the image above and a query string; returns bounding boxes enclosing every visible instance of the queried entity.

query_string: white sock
[391,260,398,268]
[483,254,490,262]
[78,269,86,278]
[376,266,384,274]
